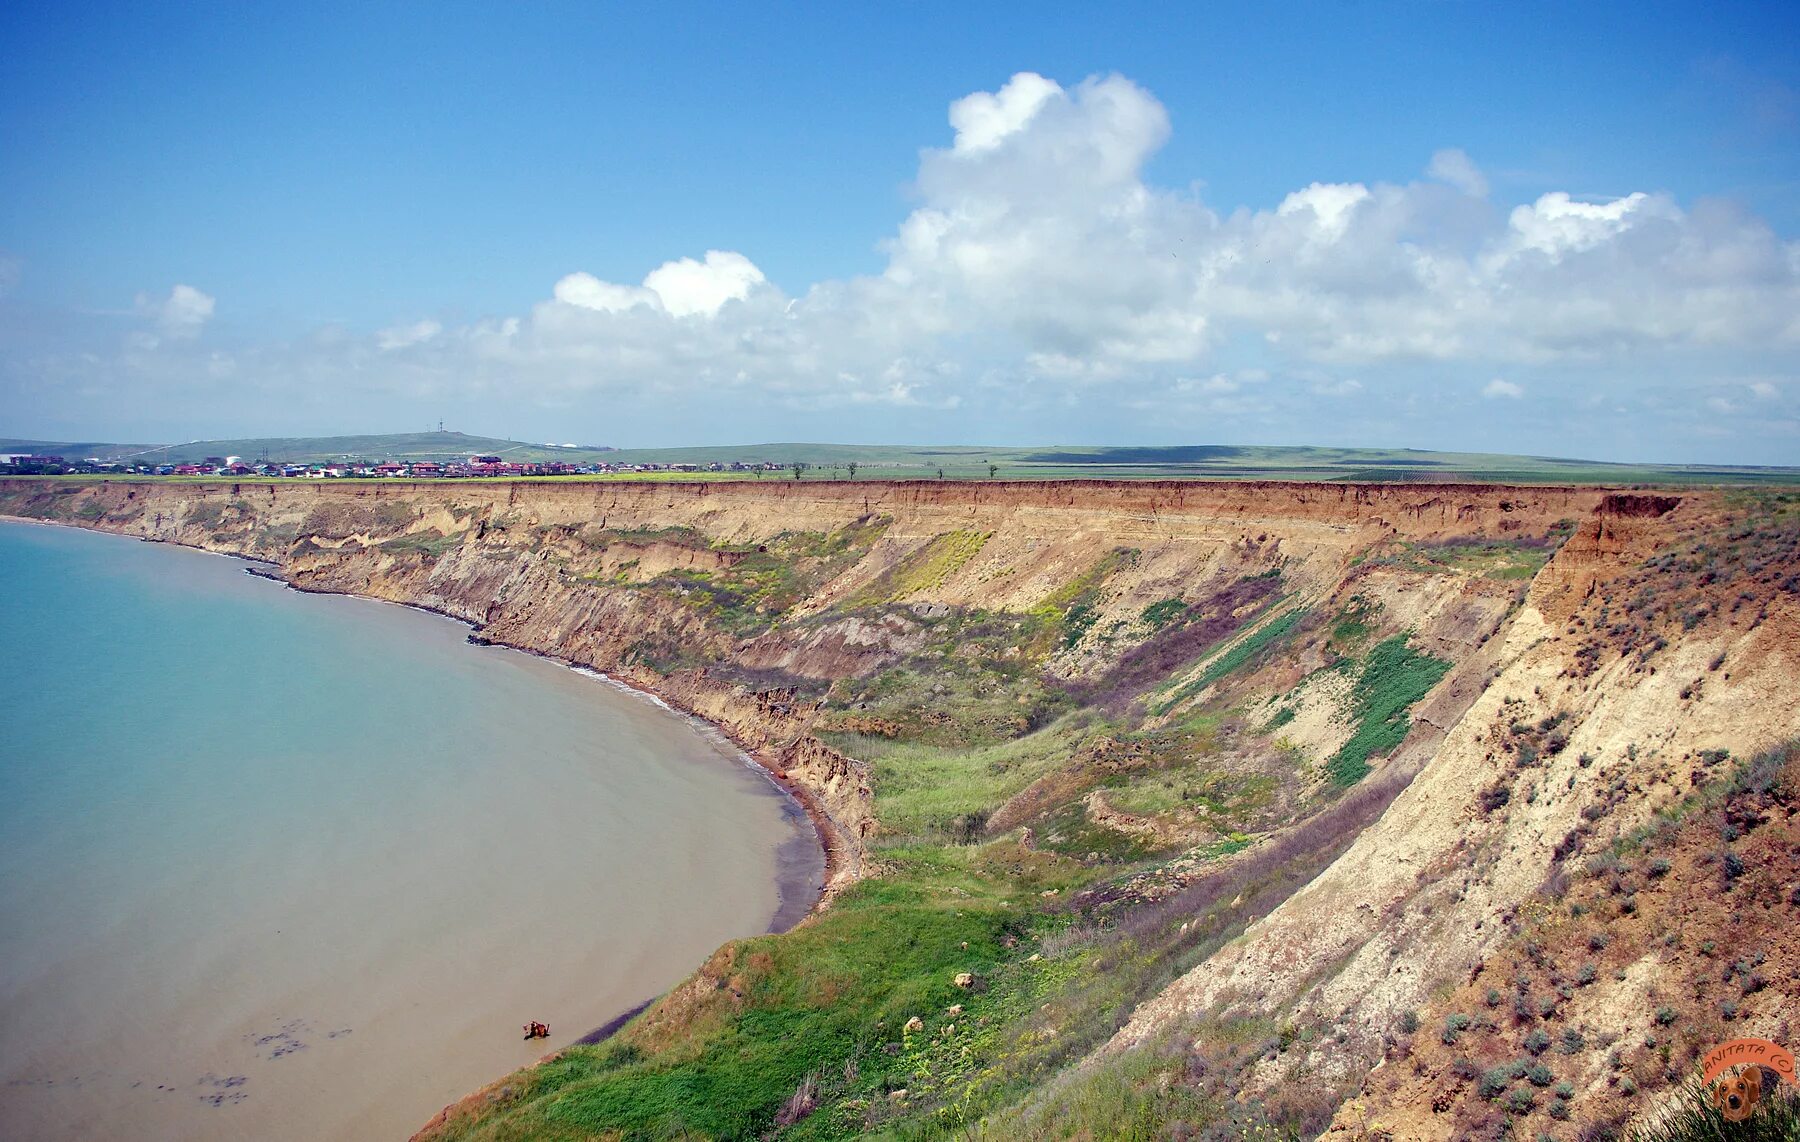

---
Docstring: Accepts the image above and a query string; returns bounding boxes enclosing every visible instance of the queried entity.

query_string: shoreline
[0,513,834,1036]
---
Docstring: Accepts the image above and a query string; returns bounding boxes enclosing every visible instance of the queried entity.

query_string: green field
[6,432,1800,484]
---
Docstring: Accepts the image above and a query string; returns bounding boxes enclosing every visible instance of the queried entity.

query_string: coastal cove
[0,519,823,1141]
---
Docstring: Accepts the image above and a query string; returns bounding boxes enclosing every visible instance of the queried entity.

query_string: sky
[1,1,1797,463]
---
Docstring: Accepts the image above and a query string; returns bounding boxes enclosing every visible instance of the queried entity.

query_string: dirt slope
[4,476,1794,1140]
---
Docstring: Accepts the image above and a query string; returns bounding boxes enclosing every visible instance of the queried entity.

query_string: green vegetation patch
[1329,594,1379,649]
[378,529,468,558]
[715,519,891,614]
[817,635,1072,750]
[578,523,711,549]
[1108,768,1277,822]
[1140,597,1188,629]
[849,529,990,606]
[614,518,892,635]
[1027,548,1138,652]
[1324,635,1452,785]
[842,718,1096,839]
[423,848,1068,1142]
[1157,606,1305,712]
[1369,537,1555,581]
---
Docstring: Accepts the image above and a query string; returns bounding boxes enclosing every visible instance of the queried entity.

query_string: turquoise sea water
[0,521,819,1140]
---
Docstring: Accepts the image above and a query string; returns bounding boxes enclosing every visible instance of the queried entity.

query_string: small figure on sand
[523,1020,549,1040]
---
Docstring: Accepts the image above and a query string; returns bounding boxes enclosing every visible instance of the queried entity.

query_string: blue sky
[2,1,1797,462]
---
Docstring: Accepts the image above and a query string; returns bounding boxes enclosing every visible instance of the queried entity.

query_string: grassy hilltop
[7,432,1800,484]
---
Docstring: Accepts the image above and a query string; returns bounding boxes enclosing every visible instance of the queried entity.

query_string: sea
[0,519,822,1140]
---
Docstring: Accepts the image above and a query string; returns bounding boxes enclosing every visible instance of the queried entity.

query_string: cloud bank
[5,72,1798,459]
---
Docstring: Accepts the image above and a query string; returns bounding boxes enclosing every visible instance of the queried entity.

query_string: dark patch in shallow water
[197,1073,249,1107]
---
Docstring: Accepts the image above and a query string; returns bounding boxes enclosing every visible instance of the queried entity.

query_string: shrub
[1647,858,1670,878]
[1528,1063,1555,1087]
[1481,1065,1517,1099]
[1443,1012,1473,1045]
[1655,1006,1677,1026]
[1589,932,1611,951]
[1504,1087,1536,1114]
[1398,1009,1419,1034]
[1525,1029,1552,1055]
[1478,783,1513,813]
[1140,598,1189,628]
[1560,1028,1586,1055]
[1577,963,1598,985]
[1515,991,1539,1023]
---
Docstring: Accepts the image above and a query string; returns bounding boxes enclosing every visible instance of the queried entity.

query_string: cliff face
[0,478,1610,890]
[5,476,1796,1140]
[1103,493,1800,1117]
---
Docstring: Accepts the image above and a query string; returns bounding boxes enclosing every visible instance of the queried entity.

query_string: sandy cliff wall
[7,477,1796,1139]
[0,476,1611,895]
[1100,490,1800,1139]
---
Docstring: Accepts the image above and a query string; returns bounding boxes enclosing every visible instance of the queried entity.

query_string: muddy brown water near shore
[0,521,823,1140]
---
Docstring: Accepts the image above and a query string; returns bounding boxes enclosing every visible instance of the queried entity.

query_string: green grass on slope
[434,848,1085,1142]
[1155,606,1305,712]
[843,719,1099,840]
[1324,635,1452,786]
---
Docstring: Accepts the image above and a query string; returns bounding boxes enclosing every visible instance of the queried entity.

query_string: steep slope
[2,477,1793,1140]
[1032,492,1800,1140]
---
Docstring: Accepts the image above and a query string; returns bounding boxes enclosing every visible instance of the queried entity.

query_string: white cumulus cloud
[136,283,215,338]
[377,319,442,350]
[1426,148,1488,197]
[948,71,1063,153]
[8,70,1799,461]
[555,250,766,319]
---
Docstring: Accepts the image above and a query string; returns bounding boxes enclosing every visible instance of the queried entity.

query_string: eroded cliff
[4,476,1795,1141]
